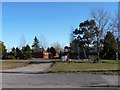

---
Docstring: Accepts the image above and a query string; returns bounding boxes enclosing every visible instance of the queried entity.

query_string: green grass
[47,60,119,75]
[100,60,119,64]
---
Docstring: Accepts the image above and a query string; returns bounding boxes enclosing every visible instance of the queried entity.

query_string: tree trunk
[93,35,100,63]
[116,52,118,61]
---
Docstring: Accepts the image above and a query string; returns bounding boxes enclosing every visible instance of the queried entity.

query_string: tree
[90,8,110,37]
[11,47,16,57]
[109,13,119,60]
[32,36,41,52]
[22,45,31,59]
[47,47,50,52]
[19,35,26,49]
[70,40,78,53]
[118,40,120,60]
[39,34,48,51]
[8,47,16,59]
[79,20,97,48]
[1,42,7,59]
[102,31,118,60]
[109,12,119,38]
[72,20,97,59]
[70,27,78,53]
[52,42,63,54]
[49,47,56,58]
[90,8,110,60]
[16,47,23,59]
[0,41,2,58]
[69,26,75,44]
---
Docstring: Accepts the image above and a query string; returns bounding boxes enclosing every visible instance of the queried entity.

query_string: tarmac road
[2,73,119,88]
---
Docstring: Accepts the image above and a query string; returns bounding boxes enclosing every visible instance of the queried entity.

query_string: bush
[7,55,15,59]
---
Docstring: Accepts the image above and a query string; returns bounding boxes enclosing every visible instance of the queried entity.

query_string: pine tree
[11,47,16,57]
[1,42,7,59]
[103,31,118,59]
[22,45,31,59]
[16,47,23,59]
[32,36,41,52]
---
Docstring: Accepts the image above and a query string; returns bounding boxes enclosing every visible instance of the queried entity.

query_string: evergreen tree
[8,47,16,59]
[47,47,50,52]
[22,45,31,59]
[16,47,23,59]
[103,31,118,59]
[49,47,56,58]
[11,47,16,57]
[1,42,7,59]
[0,42,2,58]
[32,36,41,52]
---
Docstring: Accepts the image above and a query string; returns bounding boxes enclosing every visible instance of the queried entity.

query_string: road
[2,73,119,88]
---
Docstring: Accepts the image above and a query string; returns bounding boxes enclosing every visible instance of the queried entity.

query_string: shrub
[7,55,15,59]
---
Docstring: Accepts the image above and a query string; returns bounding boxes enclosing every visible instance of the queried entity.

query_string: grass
[1,59,119,75]
[0,60,32,70]
[100,60,119,64]
[47,60,119,75]
[1,59,57,70]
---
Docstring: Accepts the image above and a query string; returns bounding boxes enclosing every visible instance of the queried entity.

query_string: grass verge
[47,60,119,75]
[1,60,32,70]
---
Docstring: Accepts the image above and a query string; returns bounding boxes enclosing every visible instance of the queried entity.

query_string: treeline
[1,8,120,60]
[0,36,62,60]
[70,8,120,61]
[70,29,120,60]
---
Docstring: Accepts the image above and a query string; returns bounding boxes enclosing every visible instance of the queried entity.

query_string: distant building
[32,51,49,59]
[43,52,49,59]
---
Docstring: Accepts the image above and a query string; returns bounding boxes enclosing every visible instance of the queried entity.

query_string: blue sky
[2,2,118,50]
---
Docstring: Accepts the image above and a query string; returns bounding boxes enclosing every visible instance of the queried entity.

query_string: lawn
[47,60,119,75]
[0,60,32,70]
[1,59,119,75]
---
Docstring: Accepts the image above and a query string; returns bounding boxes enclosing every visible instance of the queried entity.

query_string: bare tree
[69,26,75,44]
[109,12,119,60]
[39,34,48,51]
[90,8,111,37]
[69,26,78,53]
[19,35,26,49]
[52,42,63,54]
[90,7,111,60]
[109,12,119,38]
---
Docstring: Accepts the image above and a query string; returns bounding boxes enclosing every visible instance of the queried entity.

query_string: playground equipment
[62,46,71,61]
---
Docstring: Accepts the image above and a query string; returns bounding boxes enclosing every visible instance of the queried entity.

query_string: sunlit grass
[0,60,31,70]
[47,60,118,74]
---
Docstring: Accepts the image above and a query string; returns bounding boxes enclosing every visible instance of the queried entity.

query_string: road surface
[2,73,119,88]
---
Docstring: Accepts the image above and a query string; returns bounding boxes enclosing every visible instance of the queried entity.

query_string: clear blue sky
[2,2,118,50]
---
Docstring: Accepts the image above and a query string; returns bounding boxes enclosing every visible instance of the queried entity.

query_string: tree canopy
[71,20,98,52]
[32,36,43,52]
[102,31,118,59]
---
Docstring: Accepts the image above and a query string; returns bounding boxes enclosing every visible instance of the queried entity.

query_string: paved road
[2,73,119,88]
